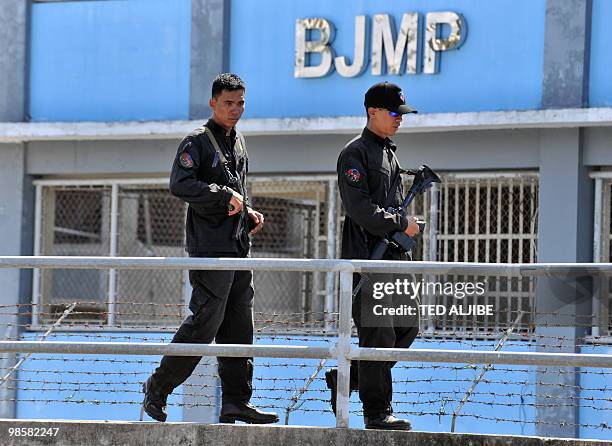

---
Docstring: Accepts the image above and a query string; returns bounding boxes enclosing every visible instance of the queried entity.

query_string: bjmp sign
[295,12,466,78]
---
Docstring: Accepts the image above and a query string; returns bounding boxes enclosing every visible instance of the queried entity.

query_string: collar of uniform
[362,127,395,151]
[206,118,237,140]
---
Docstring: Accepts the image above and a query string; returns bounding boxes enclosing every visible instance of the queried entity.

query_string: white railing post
[428,182,439,262]
[107,184,119,327]
[325,179,337,330]
[335,265,353,428]
[593,177,603,337]
[31,185,43,327]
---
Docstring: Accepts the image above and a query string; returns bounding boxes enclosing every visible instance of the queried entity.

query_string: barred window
[424,173,539,338]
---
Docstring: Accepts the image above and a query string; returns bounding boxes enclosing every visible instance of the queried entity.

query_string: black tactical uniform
[172,119,251,256]
[338,127,408,260]
[143,119,265,421]
[336,127,419,420]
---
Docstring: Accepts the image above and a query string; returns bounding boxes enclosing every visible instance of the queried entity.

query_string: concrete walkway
[1,420,611,446]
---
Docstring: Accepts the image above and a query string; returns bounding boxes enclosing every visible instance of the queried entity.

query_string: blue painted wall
[589,0,612,108]
[29,0,191,122]
[251,337,538,435]
[578,344,612,440]
[16,332,182,421]
[229,0,546,118]
[18,333,612,440]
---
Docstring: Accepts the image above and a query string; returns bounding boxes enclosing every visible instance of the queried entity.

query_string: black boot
[219,402,279,424]
[325,368,338,415]
[140,377,168,422]
[364,413,412,430]
[325,368,357,416]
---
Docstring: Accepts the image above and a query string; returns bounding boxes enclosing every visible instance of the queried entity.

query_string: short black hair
[211,73,245,98]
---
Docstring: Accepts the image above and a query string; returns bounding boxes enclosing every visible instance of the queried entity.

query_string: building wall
[229,0,546,118]
[25,125,612,176]
[589,0,612,107]
[29,0,191,121]
[22,129,545,177]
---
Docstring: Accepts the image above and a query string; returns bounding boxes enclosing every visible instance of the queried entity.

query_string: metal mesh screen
[247,179,332,330]
[115,186,186,327]
[38,186,111,324]
[34,178,337,330]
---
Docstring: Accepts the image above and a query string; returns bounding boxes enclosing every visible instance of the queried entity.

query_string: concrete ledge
[1,420,610,446]
[2,108,612,142]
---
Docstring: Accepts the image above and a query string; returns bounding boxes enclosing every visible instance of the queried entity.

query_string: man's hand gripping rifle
[353,164,441,298]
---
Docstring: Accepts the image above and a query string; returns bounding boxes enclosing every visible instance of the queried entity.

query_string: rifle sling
[382,149,403,210]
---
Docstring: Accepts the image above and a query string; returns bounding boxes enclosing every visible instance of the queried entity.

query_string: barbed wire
[13,363,608,377]
[1,298,609,436]
[4,384,612,415]
[4,324,611,348]
[5,380,611,413]
[4,375,610,399]
[0,396,609,431]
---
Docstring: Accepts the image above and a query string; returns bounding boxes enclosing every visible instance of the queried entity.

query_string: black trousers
[151,253,254,405]
[348,254,419,417]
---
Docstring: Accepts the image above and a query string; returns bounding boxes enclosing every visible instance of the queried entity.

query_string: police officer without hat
[142,73,278,425]
[326,81,421,430]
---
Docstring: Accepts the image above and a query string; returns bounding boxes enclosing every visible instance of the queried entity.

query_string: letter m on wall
[371,13,418,75]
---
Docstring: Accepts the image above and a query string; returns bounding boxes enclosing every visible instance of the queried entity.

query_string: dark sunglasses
[378,108,401,117]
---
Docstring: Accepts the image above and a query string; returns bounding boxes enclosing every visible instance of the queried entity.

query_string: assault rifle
[353,164,441,298]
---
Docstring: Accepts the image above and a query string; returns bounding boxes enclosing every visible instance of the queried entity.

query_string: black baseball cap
[364,81,417,114]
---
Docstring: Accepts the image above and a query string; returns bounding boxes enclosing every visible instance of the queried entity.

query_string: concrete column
[542,0,592,108]
[537,0,594,437]
[182,358,220,423]
[0,0,28,121]
[535,128,593,438]
[189,0,230,119]
[0,143,32,418]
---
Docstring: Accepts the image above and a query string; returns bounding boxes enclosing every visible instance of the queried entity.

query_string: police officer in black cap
[326,81,421,430]
[141,73,278,425]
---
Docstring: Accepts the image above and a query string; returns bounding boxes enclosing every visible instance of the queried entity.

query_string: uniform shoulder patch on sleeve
[344,167,365,184]
[179,141,194,168]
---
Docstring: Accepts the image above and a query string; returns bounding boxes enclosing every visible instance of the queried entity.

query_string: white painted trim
[590,171,612,179]
[249,174,336,182]
[325,178,337,329]
[594,178,603,262]
[3,107,612,142]
[33,178,169,187]
[32,175,337,187]
[107,184,119,327]
[31,185,43,327]
[445,171,538,179]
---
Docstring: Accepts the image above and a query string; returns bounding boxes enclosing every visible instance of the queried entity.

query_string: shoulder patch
[179,144,194,168]
[344,168,365,184]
